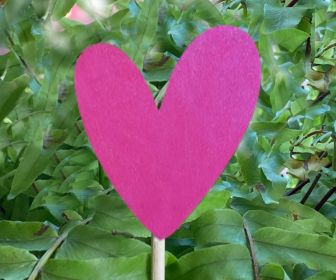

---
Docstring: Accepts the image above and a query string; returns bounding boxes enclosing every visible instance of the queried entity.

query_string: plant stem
[315,138,336,210]
[243,221,259,280]
[312,91,330,105]
[315,187,336,211]
[28,217,92,280]
[286,179,310,196]
[98,163,104,185]
[315,42,336,58]
[333,136,336,171]
[293,129,323,146]
[27,233,66,280]
[31,183,40,194]
[287,0,300,7]
[5,31,41,86]
[101,186,114,195]
[300,173,321,204]
[286,162,332,196]
[314,138,336,211]
[305,37,311,59]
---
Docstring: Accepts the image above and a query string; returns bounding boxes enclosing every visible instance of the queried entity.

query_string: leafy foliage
[0,0,335,279]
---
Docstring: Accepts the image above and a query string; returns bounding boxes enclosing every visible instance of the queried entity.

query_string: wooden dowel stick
[152,235,165,280]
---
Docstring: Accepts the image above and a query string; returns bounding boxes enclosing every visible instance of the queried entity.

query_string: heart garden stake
[74,26,260,279]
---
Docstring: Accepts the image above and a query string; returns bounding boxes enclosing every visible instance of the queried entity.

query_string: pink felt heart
[74,26,260,239]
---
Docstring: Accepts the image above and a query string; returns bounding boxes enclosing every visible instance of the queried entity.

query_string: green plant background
[0,0,336,279]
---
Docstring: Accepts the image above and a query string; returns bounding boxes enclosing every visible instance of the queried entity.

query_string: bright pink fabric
[74,26,261,238]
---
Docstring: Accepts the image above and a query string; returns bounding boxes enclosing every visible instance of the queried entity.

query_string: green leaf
[31,192,82,221]
[166,244,253,280]
[260,263,291,280]
[52,0,76,19]
[186,0,223,26]
[246,0,280,36]
[126,0,160,68]
[0,75,28,122]
[8,124,56,199]
[236,197,331,224]
[190,209,245,246]
[269,73,291,113]
[0,245,37,280]
[263,5,307,32]
[270,28,309,52]
[32,0,52,18]
[244,210,327,234]
[186,189,230,222]
[42,254,151,280]
[0,221,57,251]
[90,194,150,238]
[251,122,302,146]
[55,225,150,260]
[236,131,262,185]
[254,227,336,272]
[9,91,77,199]
[306,271,336,280]
[233,197,333,234]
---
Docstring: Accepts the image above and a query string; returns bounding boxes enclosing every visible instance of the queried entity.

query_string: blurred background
[0,0,335,279]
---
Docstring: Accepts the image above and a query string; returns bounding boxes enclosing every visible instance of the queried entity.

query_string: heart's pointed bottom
[137,208,191,239]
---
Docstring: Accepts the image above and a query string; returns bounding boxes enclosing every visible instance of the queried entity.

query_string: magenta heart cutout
[74,26,260,238]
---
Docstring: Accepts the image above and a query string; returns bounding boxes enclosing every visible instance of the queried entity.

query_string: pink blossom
[66,4,93,25]
[0,47,9,56]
